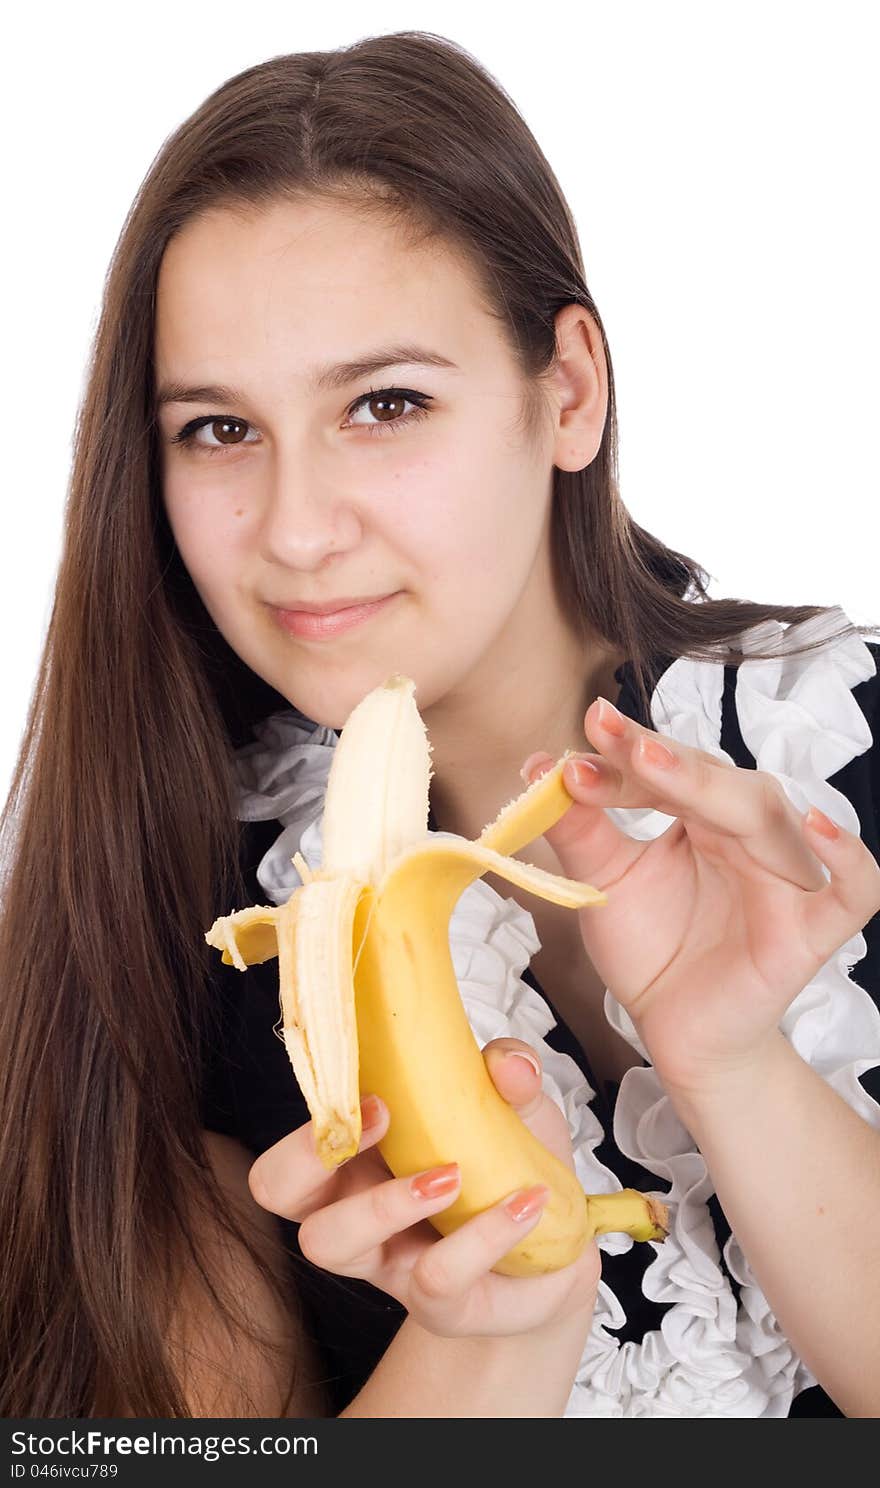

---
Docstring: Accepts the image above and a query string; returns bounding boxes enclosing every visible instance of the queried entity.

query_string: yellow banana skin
[354,780,666,1275]
[355,872,590,1273]
[206,677,669,1276]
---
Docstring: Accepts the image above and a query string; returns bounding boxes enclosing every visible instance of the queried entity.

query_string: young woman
[2,31,878,1420]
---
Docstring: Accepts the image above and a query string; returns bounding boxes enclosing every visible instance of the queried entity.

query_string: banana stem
[585,1189,669,1243]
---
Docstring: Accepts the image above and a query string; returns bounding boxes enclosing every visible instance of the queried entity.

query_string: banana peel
[206,676,668,1274]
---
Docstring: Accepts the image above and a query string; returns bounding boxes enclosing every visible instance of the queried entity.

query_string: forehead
[154,198,500,381]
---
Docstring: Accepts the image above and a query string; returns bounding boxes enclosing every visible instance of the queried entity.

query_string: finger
[799,807,880,965]
[482,1037,544,1118]
[410,1184,552,1310]
[580,696,825,891]
[481,1038,577,1172]
[584,698,747,833]
[248,1093,390,1221]
[521,752,646,889]
[297,1162,463,1274]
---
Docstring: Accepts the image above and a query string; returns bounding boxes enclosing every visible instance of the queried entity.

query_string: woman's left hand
[524,696,880,1097]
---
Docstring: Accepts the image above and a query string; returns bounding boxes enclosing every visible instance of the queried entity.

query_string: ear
[546,303,609,472]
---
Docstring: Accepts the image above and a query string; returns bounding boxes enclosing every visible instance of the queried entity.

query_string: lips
[269,595,393,615]
[270,591,401,639]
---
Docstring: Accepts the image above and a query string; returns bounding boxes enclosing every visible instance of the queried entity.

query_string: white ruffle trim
[232,606,880,1417]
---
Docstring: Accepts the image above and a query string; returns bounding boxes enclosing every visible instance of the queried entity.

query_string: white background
[4,1,878,801]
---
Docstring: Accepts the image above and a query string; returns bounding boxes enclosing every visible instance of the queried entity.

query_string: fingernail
[639,735,678,770]
[505,1185,549,1222]
[596,697,626,737]
[521,752,553,785]
[360,1094,384,1128]
[505,1050,542,1079]
[806,806,840,840]
[564,758,602,789]
[410,1163,460,1200]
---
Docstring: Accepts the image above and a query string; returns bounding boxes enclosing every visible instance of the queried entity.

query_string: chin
[283,665,411,733]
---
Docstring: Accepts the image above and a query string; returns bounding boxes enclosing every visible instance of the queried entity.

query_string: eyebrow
[155,343,460,408]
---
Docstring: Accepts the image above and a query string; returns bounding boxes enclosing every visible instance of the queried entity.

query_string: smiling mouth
[269,593,396,615]
[270,592,401,639]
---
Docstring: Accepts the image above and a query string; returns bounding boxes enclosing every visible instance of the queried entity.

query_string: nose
[258,455,363,571]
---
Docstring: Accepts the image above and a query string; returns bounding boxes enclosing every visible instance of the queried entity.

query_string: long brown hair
[2,29,877,1418]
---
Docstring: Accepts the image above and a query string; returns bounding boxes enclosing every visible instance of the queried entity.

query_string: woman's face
[155,197,564,728]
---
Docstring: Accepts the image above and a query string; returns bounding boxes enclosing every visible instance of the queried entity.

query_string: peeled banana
[205,676,668,1275]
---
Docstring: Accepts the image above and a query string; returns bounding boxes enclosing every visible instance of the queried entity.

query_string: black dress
[201,637,880,1417]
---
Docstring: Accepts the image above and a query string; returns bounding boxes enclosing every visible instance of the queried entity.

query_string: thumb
[520,751,638,887]
[482,1037,545,1118]
[482,1037,576,1172]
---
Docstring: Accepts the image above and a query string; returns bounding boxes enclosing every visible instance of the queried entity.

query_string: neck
[422,574,624,842]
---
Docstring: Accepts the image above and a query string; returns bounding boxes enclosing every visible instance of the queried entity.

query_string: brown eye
[170,415,260,455]
[210,418,248,444]
[346,387,433,436]
[367,394,407,422]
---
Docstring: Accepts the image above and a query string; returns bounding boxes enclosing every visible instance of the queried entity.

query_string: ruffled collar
[232,607,880,1417]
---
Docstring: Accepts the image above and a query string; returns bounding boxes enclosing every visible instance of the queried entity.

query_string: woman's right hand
[247,1038,600,1341]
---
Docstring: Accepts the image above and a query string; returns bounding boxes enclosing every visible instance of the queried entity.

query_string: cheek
[383,441,541,596]
[163,474,251,593]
